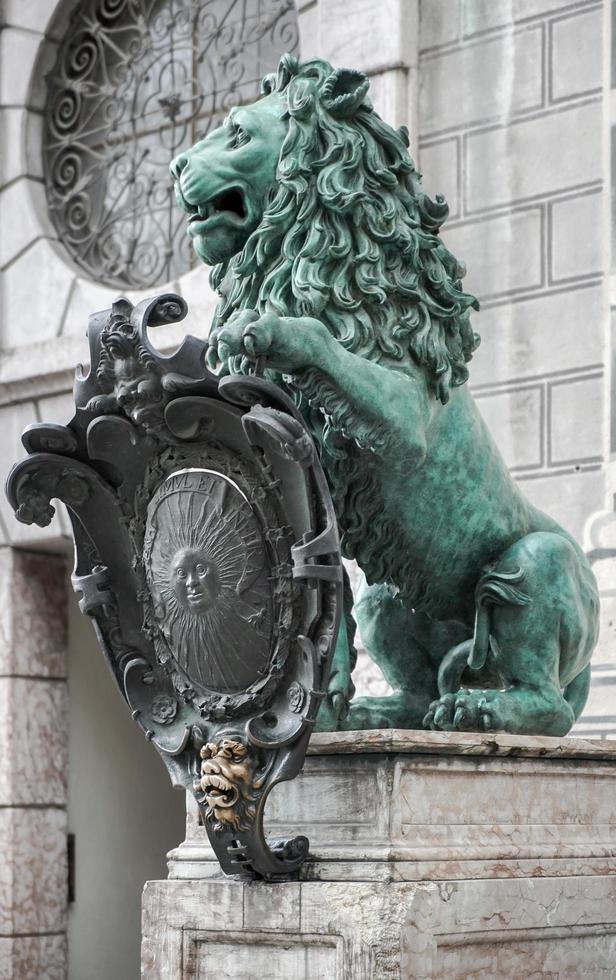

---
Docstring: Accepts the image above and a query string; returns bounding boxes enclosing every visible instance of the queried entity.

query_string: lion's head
[198,738,258,833]
[171,92,287,267]
[171,54,479,405]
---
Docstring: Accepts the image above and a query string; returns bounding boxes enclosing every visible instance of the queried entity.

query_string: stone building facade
[0,0,614,977]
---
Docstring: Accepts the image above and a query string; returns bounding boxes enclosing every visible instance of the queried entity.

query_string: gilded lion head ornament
[198,739,259,833]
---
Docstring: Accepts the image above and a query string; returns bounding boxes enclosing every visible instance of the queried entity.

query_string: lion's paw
[423,688,505,733]
[314,668,354,732]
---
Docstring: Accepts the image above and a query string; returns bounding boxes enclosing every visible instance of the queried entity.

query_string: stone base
[142,731,616,978]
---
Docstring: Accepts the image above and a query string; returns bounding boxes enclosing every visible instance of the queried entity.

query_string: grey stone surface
[550,190,605,281]
[0,934,66,980]
[0,807,67,936]
[0,550,67,678]
[471,286,603,385]
[0,677,67,806]
[2,239,75,347]
[0,107,45,201]
[0,550,69,975]
[368,67,413,130]
[153,733,616,978]
[1,0,63,37]
[297,1,319,60]
[420,26,543,134]
[462,0,593,36]
[0,28,42,107]
[418,138,460,218]
[465,102,602,213]
[0,179,47,270]
[445,207,543,299]
[521,469,605,543]
[549,375,605,464]
[419,0,460,49]
[550,7,603,101]
[0,108,26,188]
[317,0,413,72]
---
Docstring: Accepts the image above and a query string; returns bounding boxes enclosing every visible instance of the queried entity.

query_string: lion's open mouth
[184,186,247,228]
[201,770,239,808]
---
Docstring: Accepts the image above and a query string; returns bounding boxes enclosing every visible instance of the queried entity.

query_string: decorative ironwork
[43,0,299,289]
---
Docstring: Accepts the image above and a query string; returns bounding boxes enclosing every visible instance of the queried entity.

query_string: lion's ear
[321,68,369,118]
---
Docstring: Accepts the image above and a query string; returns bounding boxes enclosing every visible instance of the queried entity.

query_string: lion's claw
[453,706,466,729]
[433,704,449,728]
[425,688,505,734]
[331,692,345,717]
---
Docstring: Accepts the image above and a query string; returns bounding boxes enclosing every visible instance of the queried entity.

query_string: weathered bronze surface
[6,293,341,879]
[170,53,600,737]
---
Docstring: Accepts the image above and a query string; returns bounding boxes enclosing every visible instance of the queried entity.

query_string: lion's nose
[170,151,189,179]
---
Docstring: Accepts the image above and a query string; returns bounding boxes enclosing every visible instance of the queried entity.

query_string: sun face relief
[172,547,219,614]
[143,468,273,694]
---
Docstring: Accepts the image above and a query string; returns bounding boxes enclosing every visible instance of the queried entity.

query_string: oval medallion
[144,468,272,694]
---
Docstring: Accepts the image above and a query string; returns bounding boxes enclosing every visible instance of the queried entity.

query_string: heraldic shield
[5,293,342,879]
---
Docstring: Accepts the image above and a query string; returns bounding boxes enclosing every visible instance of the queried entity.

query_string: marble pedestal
[142,731,616,978]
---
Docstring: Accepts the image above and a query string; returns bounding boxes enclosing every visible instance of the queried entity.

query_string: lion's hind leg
[424,531,599,737]
[342,580,465,730]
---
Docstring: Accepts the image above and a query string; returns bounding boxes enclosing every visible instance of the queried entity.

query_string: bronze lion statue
[170,54,599,737]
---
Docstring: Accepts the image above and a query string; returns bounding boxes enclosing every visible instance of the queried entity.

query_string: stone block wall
[0,549,68,980]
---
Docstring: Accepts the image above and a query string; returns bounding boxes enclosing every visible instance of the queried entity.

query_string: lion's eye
[229,122,251,149]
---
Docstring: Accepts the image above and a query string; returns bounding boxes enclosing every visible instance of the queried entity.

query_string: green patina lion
[170,54,599,737]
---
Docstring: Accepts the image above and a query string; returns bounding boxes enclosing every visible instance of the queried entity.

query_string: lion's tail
[437,565,531,696]
[437,639,474,696]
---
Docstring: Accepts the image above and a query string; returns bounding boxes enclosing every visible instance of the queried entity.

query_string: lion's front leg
[208,311,329,376]
[209,310,431,465]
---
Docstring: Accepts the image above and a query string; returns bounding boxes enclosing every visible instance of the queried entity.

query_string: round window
[43,0,299,289]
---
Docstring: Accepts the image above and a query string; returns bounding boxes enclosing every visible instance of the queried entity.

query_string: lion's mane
[211,55,480,603]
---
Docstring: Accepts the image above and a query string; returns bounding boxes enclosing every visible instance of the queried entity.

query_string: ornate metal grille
[43,0,299,289]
